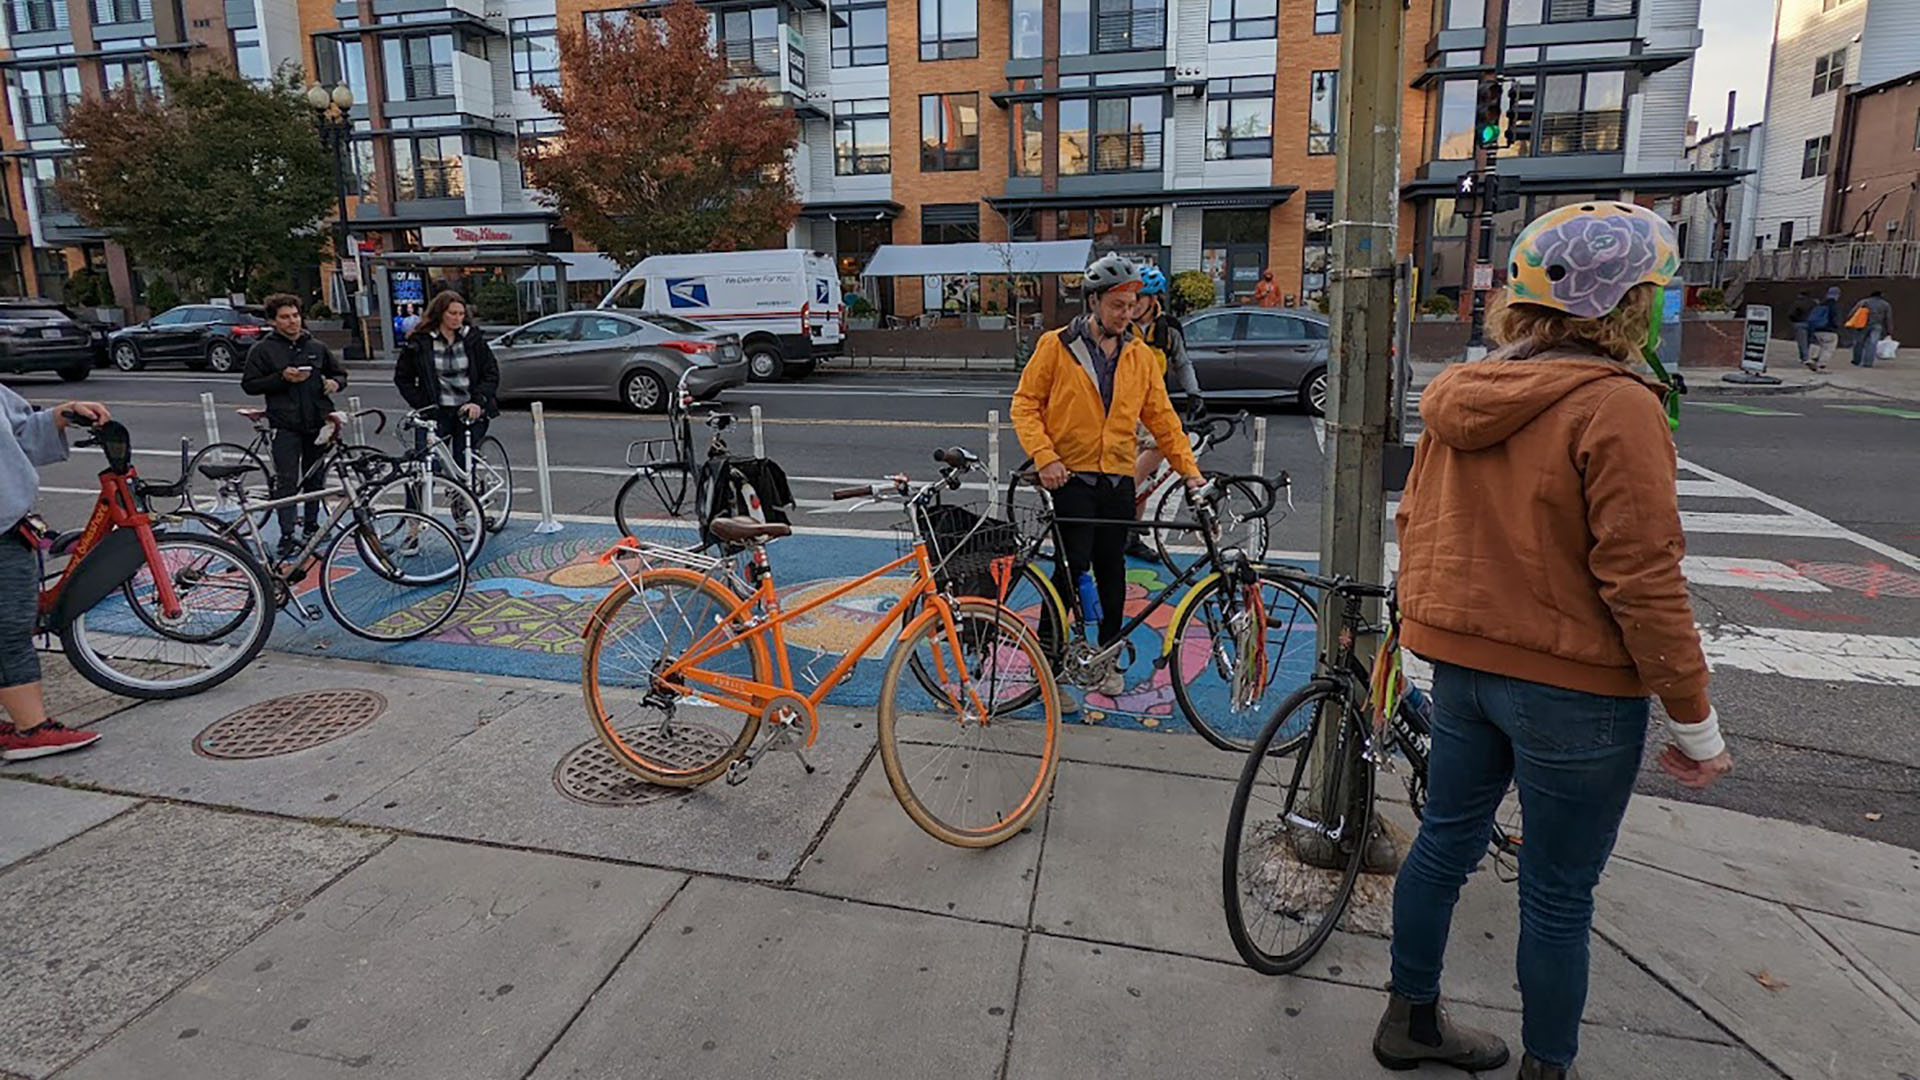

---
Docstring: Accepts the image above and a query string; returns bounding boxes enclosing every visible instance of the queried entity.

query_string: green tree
[58,66,335,298]
[469,276,520,326]
[144,277,182,314]
[524,0,799,262]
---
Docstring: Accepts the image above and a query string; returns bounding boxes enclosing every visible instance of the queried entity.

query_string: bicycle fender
[1160,571,1224,655]
[46,528,146,632]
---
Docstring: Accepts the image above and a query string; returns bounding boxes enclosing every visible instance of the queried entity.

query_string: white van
[599,249,843,381]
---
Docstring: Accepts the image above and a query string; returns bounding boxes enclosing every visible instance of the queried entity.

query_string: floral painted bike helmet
[1138,265,1168,296]
[1507,201,1687,428]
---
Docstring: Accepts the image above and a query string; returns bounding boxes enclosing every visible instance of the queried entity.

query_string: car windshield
[638,313,710,336]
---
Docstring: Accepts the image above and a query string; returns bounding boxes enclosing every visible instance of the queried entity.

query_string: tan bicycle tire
[876,597,1062,848]
[580,567,771,788]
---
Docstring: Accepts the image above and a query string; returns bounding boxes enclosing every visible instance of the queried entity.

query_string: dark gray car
[492,310,749,413]
[1177,306,1330,415]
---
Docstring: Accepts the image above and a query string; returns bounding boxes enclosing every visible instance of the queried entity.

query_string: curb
[1692,377,1827,397]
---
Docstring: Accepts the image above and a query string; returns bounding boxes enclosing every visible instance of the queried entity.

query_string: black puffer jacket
[239,331,347,433]
[393,326,500,418]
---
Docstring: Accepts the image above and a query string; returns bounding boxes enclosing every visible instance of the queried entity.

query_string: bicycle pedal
[725,758,753,786]
[293,602,323,622]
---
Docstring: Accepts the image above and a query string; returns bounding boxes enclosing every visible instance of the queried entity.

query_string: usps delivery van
[599,249,843,381]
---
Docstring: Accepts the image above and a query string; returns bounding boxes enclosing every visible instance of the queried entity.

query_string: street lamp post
[306,82,362,361]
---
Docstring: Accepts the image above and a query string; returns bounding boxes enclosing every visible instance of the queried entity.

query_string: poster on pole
[1742,304,1772,375]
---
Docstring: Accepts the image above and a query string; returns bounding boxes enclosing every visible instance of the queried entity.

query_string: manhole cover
[194,689,387,759]
[1791,561,1920,599]
[553,723,733,806]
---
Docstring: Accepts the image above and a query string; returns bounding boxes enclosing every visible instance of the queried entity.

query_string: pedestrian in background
[393,290,499,536]
[239,294,346,560]
[1252,270,1281,308]
[1849,290,1893,368]
[1806,286,1840,370]
[0,387,109,761]
[1785,289,1814,370]
[1374,203,1732,1080]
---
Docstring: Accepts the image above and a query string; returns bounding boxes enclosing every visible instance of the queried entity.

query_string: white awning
[516,252,627,284]
[861,240,1093,278]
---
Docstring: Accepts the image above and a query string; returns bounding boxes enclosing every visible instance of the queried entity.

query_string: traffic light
[1475,79,1505,150]
[1505,81,1536,147]
[1484,172,1522,214]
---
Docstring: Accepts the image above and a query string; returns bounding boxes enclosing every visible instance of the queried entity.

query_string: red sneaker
[0,721,102,761]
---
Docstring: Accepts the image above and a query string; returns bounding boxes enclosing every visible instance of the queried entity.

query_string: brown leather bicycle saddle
[708,517,792,544]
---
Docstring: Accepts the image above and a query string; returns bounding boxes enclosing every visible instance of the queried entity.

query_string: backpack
[1805,302,1832,332]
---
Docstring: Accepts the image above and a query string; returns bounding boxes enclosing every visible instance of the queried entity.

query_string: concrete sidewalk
[4,654,1916,1079]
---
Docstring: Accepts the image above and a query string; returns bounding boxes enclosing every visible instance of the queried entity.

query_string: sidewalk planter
[847,315,878,331]
[977,315,1008,331]
[307,318,345,332]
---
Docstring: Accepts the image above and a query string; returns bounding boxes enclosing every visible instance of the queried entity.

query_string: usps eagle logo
[666,278,709,308]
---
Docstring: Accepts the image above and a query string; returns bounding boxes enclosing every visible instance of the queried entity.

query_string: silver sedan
[491,310,750,413]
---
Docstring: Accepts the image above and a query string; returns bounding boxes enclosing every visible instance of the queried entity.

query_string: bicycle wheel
[878,597,1061,848]
[580,567,770,787]
[318,509,469,642]
[613,465,703,551]
[366,472,486,566]
[1168,569,1320,752]
[1222,679,1375,975]
[471,436,514,534]
[121,511,259,642]
[183,441,273,528]
[906,560,1067,713]
[1150,475,1271,566]
[59,532,274,700]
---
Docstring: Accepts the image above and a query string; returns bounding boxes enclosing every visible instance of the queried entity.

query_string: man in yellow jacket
[1012,253,1203,694]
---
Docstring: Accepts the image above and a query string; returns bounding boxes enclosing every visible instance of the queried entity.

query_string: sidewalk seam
[1586,916,1790,1080]
[994,760,1058,1080]
[1606,851,1919,938]
[517,874,694,1080]
[0,779,147,881]
[42,824,397,1080]
[781,743,877,888]
[1789,905,1920,1029]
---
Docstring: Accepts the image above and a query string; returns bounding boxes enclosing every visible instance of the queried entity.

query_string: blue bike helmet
[1138,266,1168,296]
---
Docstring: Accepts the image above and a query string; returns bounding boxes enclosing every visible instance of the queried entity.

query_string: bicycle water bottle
[1075,571,1102,625]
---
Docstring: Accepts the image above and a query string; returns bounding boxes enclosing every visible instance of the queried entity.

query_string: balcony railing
[400,64,454,100]
[1092,130,1162,173]
[1748,242,1920,282]
[722,39,780,79]
[5,0,67,34]
[1095,8,1165,52]
[835,150,890,175]
[1546,0,1635,20]
[22,93,75,127]
[1535,109,1624,155]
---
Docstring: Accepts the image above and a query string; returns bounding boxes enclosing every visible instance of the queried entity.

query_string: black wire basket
[899,500,1028,600]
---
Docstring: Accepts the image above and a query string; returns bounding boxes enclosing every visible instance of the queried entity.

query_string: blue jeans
[1389,662,1649,1069]
[1853,328,1882,367]
[1793,323,1811,363]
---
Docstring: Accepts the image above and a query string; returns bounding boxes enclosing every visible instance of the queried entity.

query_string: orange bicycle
[580,447,1063,848]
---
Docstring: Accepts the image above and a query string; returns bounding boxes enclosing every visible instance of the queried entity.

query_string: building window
[834,97,889,175]
[1778,220,1795,249]
[714,7,780,78]
[1913,108,1920,151]
[1540,0,1634,18]
[1060,98,1090,174]
[316,38,369,106]
[919,0,977,60]
[920,92,979,171]
[1812,48,1846,96]
[6,0,69,34]
[90,0,150,25]
[511,17,558,90]
[1011,99,1043,176]
[382,35,454,101]
[1536,71,1625,154]
[1302,191,1332,303]
[1801,135,1831,179]
[833,0,887,67]
[233,28,269,83]
[1056,206,1161,247]
[1087,0,1165,53]
[921,203,979,244]
[0,248,23,298]
[1094,94,1162,172]
[1314,0,1338,32]
[1433,78,1475,160]
[1206,75,1272,160]
[393,134,465,200]
[1207,0,1273,42]
[19,66,81,127]
[103,57,160,96]
[29,157,76,218]
[1011,0,1042,58]
[1202,209,1268,304]
[1308,70,1338,154]
[1821,0,1855,9]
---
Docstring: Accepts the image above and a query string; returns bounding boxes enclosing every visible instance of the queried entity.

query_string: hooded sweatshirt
[1394,348,1711,723]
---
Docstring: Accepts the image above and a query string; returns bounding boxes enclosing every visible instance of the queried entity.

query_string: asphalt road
[8,365,1917,848]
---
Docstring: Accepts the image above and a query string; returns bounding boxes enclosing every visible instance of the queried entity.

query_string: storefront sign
[1742,304,1772,374]
[420,223,551,247]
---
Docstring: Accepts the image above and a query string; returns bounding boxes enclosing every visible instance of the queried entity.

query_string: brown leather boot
[1371,989,1511,1072]
[1518,1053,1582,1079]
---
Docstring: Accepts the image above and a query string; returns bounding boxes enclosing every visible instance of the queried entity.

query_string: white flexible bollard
[751,404,765,458]
[200,391,220,450]
[1252,415,1268,479]
[531,400,564,534]
[348,395,365,446]
[987,409,1000,491]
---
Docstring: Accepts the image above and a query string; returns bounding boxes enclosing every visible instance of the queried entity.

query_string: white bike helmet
[1082,253,1144,297]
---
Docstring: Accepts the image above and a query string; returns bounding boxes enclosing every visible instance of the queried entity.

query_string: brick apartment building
[0,0,276,306]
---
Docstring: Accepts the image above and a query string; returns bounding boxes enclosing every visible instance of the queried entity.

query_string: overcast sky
[1690,0,1773,133]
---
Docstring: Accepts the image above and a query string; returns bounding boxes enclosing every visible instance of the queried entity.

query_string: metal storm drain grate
[193,689,388,759]
[552,724,731,807]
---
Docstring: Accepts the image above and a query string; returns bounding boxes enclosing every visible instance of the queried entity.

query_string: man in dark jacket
[1785,290,1813,369]
[391,291,499,532]
[240,294,346,557]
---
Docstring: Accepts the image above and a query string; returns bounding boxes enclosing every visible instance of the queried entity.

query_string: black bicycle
[1220,567,1521,976]
[612,369,760,550]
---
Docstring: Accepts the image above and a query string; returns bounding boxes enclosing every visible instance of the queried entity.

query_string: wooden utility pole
[1309,0,1405,853]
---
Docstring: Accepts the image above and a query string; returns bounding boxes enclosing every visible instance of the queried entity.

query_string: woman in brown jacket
[1371,203,1733,1080]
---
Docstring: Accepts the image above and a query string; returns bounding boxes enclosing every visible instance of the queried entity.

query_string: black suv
[108,304,269,374]
[0,299,96,382]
